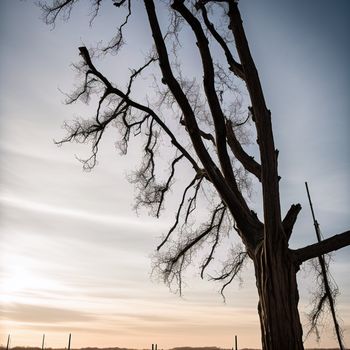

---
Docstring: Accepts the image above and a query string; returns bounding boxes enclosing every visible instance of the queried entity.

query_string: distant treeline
[0,347,342,350]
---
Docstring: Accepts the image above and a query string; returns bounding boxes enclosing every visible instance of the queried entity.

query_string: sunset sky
[0,0,349,348]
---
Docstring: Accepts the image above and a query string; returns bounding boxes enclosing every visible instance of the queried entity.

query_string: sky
[0,0,349,348]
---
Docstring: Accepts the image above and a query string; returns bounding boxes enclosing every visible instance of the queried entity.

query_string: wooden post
[42,334,45,350]
[67,333,71,350]
[305,182,345,350]
[6,335,10,350]
[234,335,238,350]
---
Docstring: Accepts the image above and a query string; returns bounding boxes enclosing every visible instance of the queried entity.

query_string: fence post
[6,335,10,350]
[42,334,45,350]
[305,182,344,350]
[68,333,71,350]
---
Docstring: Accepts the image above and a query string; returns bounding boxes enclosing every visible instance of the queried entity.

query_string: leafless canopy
[40,1,350,347]
[42,0,350,290]
[43,0,260,294]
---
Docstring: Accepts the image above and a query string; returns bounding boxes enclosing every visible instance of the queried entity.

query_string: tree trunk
[253,242,304,349]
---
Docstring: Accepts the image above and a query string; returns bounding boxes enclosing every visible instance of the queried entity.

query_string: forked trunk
[254,243,304,349]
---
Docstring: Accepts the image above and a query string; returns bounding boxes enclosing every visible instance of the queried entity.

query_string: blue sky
[0,0,349,348]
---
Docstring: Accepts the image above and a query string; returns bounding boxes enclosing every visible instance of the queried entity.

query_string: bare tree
[40,1,350,349]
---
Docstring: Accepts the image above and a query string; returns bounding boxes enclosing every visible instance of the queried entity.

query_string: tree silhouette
[40,1,350,349]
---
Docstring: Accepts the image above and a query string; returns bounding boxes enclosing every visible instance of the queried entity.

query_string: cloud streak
[1,303,95,323]
[0,195,167,230]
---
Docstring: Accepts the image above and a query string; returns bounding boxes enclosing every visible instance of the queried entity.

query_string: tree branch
[185,175,204,224]
[226,119,261,181]
[159,203,226,279]
[283,203,302,240]
[210,249,248,302]
[144,0,263,250]
[172,0,238,189]
[200,206,226,278]
[228,2,281,244]
[293,230,350,265]
[157,175,200,251]
[180,118,215,145]
[196,1,245,81]
[156,154,184,217]
[39,0,78,25]
[77,46,201,173]
[102,0,131,54]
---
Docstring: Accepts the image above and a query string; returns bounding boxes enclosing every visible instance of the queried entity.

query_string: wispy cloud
[0,195,167,230]
[0,303,95,323]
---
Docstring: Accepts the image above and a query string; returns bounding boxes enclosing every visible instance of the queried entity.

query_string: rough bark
[254,241,304,349]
